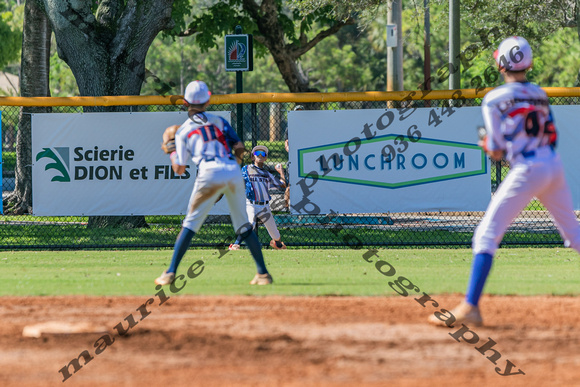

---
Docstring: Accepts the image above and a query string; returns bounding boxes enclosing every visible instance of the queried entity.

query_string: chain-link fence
[1,91,579,249]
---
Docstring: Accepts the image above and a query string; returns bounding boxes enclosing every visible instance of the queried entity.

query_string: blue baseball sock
[465,253,493,306]
[167,227,196,274]
[240,230,268,274]
[233,223,257,246]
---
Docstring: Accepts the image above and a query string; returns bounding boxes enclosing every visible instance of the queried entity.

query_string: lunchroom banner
[32,112,231,216]
[287,107,491,214]
[550,105,580,210]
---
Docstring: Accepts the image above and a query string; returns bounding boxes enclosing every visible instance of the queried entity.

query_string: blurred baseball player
[430,36,580,326]
[229,145,287,250]
[155,80,273,286]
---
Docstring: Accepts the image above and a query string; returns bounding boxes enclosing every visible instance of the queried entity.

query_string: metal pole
[424,0,431,107]
[449,0,460,90]
[387,1,394,92]
[387,0,403,92]
[251,103,257,149]
[235,25,244,140]
[495,160,502,191]
[394,0,403,90]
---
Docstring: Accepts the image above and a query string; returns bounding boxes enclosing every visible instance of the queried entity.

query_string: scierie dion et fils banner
[32,112,231,216]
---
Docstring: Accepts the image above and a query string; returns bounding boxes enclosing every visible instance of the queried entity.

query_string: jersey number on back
[524,109,557,145]
[524,110,541,137]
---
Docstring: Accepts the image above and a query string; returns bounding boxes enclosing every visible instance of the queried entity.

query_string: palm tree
[5,0,51,214]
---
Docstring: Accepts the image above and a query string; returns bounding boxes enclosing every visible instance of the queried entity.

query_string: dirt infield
[0,295,578,387]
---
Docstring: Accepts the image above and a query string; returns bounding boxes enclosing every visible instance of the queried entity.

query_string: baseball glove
[161,125,180,154]
[476,125,489,152]
[476,126,487,141]
[269,239,287,250]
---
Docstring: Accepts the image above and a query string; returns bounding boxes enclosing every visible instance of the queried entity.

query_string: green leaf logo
[36,147,71,182]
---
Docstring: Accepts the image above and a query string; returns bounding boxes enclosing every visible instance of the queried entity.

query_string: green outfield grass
[0,248,577,297]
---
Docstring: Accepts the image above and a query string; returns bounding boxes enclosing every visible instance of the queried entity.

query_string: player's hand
[232,142,246,165]
[275,163,284,174]
[161,125,180,154]
[487,149,504,161]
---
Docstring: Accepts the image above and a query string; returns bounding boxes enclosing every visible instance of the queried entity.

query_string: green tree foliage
[401,1,500,90]
[46,0,359,95]
[144,18,385,94]
[21,0,193,98]
[532,28,580,87]
[0,2,23,72]
[298,24,381,92]
[179,0,355,92]
[21,0,580,96]
[294,0,580,89]
[143,35,234,95]
[49,49,77,96]
[434,0,580,86]
[454,0,573,40]
[291,0,382,24]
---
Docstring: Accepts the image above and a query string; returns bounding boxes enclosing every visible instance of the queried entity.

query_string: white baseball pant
[473,151,580,255]
[182,160,251,235]
[246,200,281,240]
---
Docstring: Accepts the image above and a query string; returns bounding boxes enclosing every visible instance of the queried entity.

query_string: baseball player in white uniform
[229,145,287,250]
[155,80,273,286]
[430,36,580,326]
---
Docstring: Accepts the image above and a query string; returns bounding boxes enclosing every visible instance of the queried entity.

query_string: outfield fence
[2,89,580,250]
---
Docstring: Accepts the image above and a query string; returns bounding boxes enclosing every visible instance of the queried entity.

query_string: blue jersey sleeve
[221,118,241,150]
[267,171,285,190]
[241,165,255,200]
[241,165,249,183]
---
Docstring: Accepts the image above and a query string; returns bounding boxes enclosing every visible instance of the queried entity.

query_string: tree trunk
[4,0,51,215]
[36,0,174,228]
[241,0,353,93]
[241,0,310,92]
[40,0,174,97]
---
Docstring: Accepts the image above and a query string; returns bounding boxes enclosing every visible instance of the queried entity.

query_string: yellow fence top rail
[0,87,578,107]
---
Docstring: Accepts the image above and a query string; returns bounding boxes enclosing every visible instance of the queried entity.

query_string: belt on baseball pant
[522,145,554,159]
[203,156,235,162]
[250,200,269,205]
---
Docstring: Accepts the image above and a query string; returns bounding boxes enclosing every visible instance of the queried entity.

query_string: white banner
[288,107,491,214]
[551,106,580,210]
[32,112,232,216]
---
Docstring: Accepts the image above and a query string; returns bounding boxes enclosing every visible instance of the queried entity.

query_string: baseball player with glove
[229,145,287,250]
[429,36,580,326]
[155,80,273,286]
